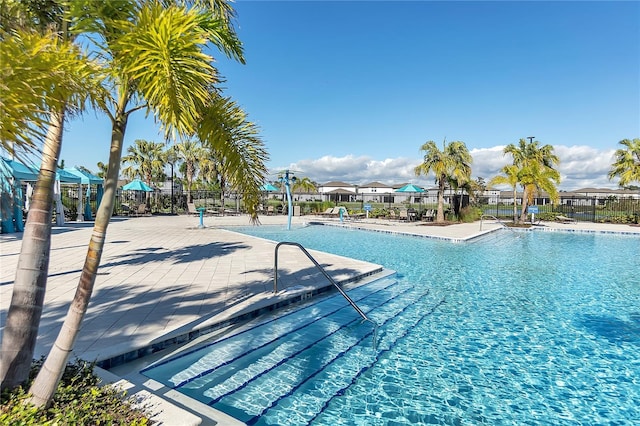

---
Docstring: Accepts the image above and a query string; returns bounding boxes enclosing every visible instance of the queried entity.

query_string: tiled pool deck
[1,214,638,424]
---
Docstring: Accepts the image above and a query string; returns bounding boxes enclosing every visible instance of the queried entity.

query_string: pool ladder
[274,241,378,346]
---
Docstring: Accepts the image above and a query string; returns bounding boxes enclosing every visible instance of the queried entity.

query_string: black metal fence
[478,195,640,224]
[58,186,640,224]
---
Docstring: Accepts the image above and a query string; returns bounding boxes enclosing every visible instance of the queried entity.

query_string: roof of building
[360,181,392,188]
[321,181,355,187]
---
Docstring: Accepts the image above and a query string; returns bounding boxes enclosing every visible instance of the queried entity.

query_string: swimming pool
[142,225,640,425]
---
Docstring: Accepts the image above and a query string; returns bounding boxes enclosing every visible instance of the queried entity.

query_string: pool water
[143,225,640,425]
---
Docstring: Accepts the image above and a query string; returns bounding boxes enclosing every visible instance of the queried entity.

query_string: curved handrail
[274,241,374,326]
[480,214,515,233]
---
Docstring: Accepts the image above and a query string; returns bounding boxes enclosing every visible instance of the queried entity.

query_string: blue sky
[59,0,639,189]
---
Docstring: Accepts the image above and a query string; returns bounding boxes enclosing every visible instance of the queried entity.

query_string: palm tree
[0,3,101,391]
[292,176,317,195]
[26,0,251,408]
[174,139,206,203]
[121,139,166,186]
[96,161,108,178]
[504,138,560,223]
[414,140,472,223]
[489,164,520,223]
[608,138,640,187]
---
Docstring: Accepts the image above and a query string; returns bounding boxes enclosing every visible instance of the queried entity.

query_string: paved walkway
[2,214,639,424]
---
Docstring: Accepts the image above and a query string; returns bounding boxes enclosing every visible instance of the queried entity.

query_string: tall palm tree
[174,139,206,203]
[0,3,101,391]
[414,140,472,223]
[27,0,250,408]
[489,164,520,223]
[121,139,166,186]
[504,138,560,223]
[608,138,640,187]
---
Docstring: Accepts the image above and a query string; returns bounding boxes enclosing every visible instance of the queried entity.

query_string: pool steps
[142,276,445,425]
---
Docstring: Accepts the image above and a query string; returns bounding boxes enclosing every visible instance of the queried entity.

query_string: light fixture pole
[527,136,535,144]
[167,146,177,215]
[279,170,295,230]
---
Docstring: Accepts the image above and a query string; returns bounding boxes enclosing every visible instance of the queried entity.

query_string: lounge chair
[422,209,435,222]
[187,202,200,215]
[399,209,409,221]
[556,215,576,224]
[267,205,275,215]
[133,203,147,217]
[319,207,334,216]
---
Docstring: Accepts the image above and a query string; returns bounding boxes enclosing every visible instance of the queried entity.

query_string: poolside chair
[267,205,275,215]
[133,203,147,217]
[422,209,435,222]
[556,215,576,224]
[399,209,409,221]
[187,202,199,215]
[319,207,334,216]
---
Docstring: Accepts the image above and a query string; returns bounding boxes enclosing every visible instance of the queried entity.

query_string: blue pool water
[143,225,640,425]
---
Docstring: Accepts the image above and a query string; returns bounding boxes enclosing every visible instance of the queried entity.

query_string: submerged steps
[142,276,445,425]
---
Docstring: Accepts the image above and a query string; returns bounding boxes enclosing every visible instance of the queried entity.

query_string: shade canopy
[66,167,103,184]
[1,157,38,181]
[260,183,279,192]
[56,168,82,183]
[395,183,424,193]
[122,179,154,192]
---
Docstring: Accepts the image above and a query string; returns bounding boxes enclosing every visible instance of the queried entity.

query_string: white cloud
[274,145,622,191]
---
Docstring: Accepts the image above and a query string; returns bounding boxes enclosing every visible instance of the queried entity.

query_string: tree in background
[414,140,472,223]
[96,161,108,178]
[504,138,560,223]
[292,176,317,198]
[608,138,640,187]
[121,139,166,186]
[489,165,520,223]
[174,139,206,203]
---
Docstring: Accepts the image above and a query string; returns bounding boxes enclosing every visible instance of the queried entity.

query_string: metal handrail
[274,241,374,325]
[480,214,515,232]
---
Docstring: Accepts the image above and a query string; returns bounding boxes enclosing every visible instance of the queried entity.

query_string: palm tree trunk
[436,179,445,223]
[0,110,65,390]
[512,187,518,223]
[27,111,128,408]
[519,187,529,223]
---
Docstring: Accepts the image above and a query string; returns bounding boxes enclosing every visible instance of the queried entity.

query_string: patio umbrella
[260,183,278,192]
[395,183,424,193]
[395,183,424,211]
[122,179,154,192]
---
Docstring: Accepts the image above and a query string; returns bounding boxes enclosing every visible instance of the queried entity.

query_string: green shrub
[538,212,558,221]
[458,206,482,223]
[1,358,151,425]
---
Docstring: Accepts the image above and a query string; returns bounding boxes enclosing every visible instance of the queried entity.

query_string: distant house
[569,187,640,201]
[358,181,395,204]
[317,181,356,203]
